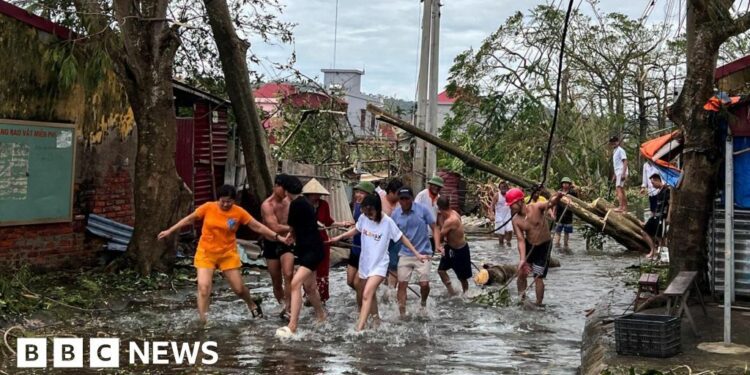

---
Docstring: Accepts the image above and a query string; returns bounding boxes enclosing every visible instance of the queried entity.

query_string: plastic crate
[614,313,681,358]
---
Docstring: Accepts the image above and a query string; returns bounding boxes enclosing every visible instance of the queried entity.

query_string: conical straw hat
[302,178,330,195]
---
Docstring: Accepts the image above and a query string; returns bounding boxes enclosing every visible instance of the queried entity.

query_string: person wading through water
[379,178,404,295]
[261,174,294,320]
[347,181,377,309]
[158,184,289,324]
[329,194,424,331]
[276,176,327,338]
[302,178,354,305]
[507,187,566,306]
[491,181,513,247]
[436,196,472,296]
[392,187,441,318]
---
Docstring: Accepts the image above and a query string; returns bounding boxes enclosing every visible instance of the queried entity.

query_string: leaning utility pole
[425,0,441,180]
[414,0,433,189]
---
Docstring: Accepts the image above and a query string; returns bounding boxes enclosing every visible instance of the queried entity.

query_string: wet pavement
[19,235,640,374]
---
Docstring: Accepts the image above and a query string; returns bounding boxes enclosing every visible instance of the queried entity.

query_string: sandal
[279,310,291,322]
[251,304,263,319]
[275,326,294,338]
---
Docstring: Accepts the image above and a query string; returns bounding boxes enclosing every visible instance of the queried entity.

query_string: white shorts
[495,220,513,234]
[615,173,625,188]
[397,255,431,283]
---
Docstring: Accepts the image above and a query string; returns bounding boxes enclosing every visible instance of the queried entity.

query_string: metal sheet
[709,207,750,297]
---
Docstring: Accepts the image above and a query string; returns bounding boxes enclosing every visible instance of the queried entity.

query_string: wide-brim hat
[302,178,330,195]
[428,175,444,188]
[560,177,573,185]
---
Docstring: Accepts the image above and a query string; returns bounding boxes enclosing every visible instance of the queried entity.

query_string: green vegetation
[0,264,195,322]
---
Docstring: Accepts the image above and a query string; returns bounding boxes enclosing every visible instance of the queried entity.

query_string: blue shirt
[352,202,362,256]
[391,202,435,256]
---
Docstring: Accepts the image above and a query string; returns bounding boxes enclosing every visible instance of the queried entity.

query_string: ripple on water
[59,235,635,374]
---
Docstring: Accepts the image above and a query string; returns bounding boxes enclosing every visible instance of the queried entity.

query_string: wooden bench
[664,271,707,336]
[635,273,660,310]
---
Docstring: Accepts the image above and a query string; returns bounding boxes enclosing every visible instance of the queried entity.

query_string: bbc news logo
[17,338,218,368]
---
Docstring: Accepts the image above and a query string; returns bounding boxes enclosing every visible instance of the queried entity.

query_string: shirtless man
[261,174,294,318]
[436,197,472,296]
[507,187,565,306]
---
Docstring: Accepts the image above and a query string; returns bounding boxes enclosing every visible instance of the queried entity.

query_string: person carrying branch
[508,187,566,306]
[158,184,288,324]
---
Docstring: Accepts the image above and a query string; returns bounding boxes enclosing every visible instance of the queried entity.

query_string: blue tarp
[735,136,750,209]
[653,163,681,188]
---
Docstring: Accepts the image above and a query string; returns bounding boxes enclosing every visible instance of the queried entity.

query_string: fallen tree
[368,104,650,251]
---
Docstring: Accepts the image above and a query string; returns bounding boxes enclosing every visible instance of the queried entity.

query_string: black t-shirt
[287,196,324,254]
[555,188,578,224]
[654,187,670,219]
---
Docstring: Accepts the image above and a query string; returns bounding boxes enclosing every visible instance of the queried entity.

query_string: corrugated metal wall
[709,206,750,298]
[193,102,228,206]
[175,118,194,191]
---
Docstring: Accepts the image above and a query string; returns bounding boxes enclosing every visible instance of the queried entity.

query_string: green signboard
[0,120,76,226]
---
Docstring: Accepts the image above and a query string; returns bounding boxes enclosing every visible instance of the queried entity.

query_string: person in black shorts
[261,174,295,317]
[276,176,327,337]
[644,173,671,259]
[507,187,566,306]
[436,197,472,295]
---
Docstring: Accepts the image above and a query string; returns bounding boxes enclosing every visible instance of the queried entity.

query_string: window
[360,109,366,130]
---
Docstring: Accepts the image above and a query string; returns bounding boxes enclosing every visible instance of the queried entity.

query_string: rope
[539,0,576,187]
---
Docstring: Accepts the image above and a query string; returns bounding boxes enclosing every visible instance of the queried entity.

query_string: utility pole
[425,0,440,180]
[414,0,432,189]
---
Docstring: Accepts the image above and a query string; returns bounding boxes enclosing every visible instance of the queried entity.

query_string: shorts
[397,255,431,283]
[615,173,625,188]
[645,217,665,238]
[648,195,658,214]
[437,243,472,280]
[262,240,293,260]
[194,247,241,271]
[297,249,324,271]
[555,224,573,234]
[347,251,361,269]
[524,240,552,279]
[388,241,400,271]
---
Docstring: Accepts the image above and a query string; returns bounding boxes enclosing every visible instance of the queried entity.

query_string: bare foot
[315,310,328,324]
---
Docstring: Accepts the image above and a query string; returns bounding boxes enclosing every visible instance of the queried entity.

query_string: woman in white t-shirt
[329,194,426,331]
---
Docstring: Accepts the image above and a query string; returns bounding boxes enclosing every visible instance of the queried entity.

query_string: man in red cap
[506,187,566,306]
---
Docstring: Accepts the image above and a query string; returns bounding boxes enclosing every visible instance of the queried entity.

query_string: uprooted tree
[368,104,651,252]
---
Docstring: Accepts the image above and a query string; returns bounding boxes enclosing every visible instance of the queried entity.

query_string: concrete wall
[0,12,135,269]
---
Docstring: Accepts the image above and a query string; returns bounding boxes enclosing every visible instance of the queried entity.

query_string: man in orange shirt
[159,185,288,324]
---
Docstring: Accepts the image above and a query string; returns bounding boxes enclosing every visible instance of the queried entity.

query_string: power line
[540,0,576,186]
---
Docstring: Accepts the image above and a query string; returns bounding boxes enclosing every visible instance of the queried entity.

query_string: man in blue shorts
[553,177,577,249]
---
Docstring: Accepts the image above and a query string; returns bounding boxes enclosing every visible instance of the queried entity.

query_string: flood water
[28,235,639,374]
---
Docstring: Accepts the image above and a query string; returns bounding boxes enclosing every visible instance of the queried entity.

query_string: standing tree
[667,0,750,277]
[71,0,189,273]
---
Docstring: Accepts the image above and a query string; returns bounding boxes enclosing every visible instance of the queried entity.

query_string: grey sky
[251,0,675,100]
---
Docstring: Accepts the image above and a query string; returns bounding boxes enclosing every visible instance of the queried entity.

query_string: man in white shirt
[609,136,628,212]
[640,162,660,216]
[415,175,443,221]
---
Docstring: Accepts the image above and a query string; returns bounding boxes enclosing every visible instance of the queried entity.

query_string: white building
[321,69,384,138]
[436,90,456,132]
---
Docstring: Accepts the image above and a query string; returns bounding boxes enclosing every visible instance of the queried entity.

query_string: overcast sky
[250,0,677,100]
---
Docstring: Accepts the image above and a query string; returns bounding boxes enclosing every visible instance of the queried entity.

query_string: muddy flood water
[22,235,641,374]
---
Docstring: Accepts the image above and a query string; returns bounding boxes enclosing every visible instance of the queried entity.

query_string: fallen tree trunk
[368,104,650,251]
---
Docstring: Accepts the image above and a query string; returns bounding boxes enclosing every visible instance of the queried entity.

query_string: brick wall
[83,167,135,226]
[0,167,134,270]
[0,221,87,269]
